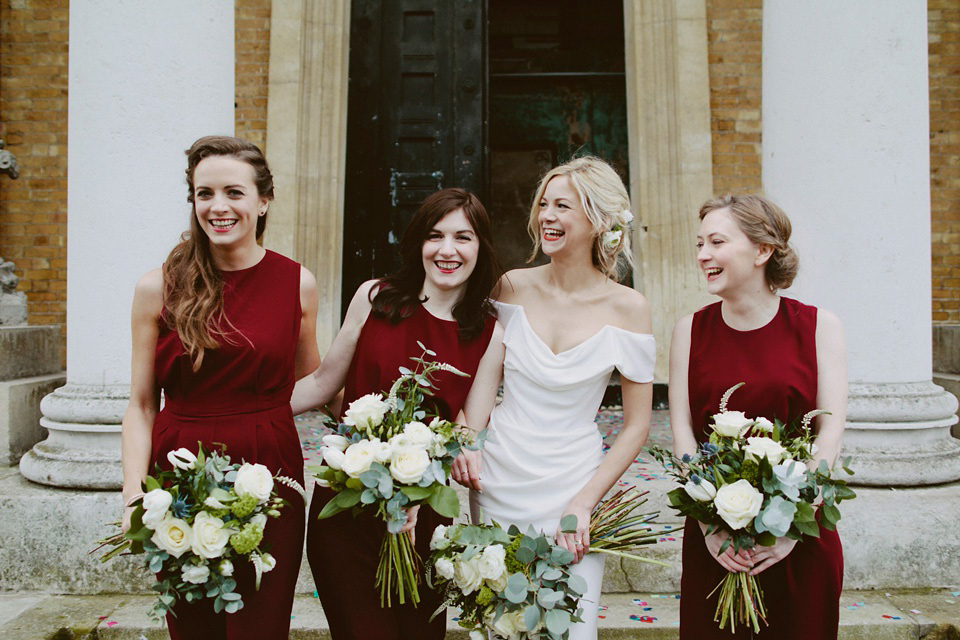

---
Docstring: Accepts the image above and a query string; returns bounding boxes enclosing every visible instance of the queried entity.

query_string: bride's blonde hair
[526,156,635,281]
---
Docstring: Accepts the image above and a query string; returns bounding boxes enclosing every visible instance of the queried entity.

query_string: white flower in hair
[602,229,623,249]
[618,209,634,226]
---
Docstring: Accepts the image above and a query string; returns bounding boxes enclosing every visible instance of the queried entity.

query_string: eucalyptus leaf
[524,604,542,632]
[544,608,571,635]
[567,574,588,596]
[559,514,578,533]
[428,486,460,518]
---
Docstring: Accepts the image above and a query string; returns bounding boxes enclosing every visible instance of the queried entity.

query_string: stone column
[762,1,960,485]
[623,0,714,382]
[265,0,350,352]
[19,0,235,489]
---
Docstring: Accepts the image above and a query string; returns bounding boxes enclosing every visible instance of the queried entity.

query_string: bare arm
[290,280,376,415]
[668,314,698,458]
[120,269,164,530]
[451,322,505,491]
[811,309,847,467]
[294,266,321,381]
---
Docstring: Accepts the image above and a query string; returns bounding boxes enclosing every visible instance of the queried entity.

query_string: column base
[844,381,960,486]
[19,383,127,490]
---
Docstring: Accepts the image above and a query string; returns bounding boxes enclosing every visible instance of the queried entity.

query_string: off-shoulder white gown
[470,301,656,640]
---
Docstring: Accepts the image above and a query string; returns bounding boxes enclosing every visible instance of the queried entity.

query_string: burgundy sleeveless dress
[681,297,844,639]
[150,250,306,640]
[307,303,496,640]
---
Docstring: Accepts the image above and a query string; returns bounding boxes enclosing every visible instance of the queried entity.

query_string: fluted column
[19,0,235,489]
[762,1,960,485]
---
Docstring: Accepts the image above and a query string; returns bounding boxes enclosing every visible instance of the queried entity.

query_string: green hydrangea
[230,493,259,519]
[476,586,494,606]
[504,535,526,575]
[229,521,264,555]
[740,459,761,486]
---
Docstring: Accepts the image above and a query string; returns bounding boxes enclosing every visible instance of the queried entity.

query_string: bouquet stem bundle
[711,571,767,634]
[376,531,422,607]
[587,488,670,567]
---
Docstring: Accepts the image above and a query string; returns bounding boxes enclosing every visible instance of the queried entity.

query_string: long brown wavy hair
[162,136,275,370]
[372,188,502,341]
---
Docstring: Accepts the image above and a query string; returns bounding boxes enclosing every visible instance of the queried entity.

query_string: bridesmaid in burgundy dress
[291,188,505,639]
[120,136,321,639]
[669,194,848,639]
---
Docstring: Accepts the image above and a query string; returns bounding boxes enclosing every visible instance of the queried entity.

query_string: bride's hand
[452,448,483,492]
[700,523,754,573]
[556,503,591,564]
[399,504,420,544]
[749,536,797,575]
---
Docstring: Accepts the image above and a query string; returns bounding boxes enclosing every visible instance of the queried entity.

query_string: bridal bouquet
[648,383,856,633]
[428,522,586,640]
[310,344,483,607]
[428,490,669,640]
[96,443,302,621]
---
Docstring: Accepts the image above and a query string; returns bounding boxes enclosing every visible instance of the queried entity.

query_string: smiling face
[537,176,594,259]
[697,207,771,297]
[420,207,480,296]
[192,155,267,251]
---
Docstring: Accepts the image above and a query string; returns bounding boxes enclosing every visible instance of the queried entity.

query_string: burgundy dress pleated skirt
[307,303,495,640]
[681,297,844,639]
[150,250,306,640]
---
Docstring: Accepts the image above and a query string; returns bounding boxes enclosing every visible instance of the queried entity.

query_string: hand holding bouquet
[96,443,303,620]
[648,383,856,633]
[310,344,483,607]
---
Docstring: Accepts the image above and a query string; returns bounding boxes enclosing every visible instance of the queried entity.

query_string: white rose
[341,440,379,478]
[683,477,717,502]
[435,556,455,580]
[151,516,192,558]
[166,448,197,471]
[191,511,233,559]
[322,434,349,451]
[259,552,277,573]
[142,489,173,513]
[602,229,623,249]
[488,609,525,640]
[712,411,753,438]
[487,572,508,592]
[714,479,763,530]
[477,544,507,582]
[181,563,210,585]
[403,421,434,449]
[234,463,274,504]
[372,438,393,464]
[744,436,787,464]
[343,393,389,431]
[430,524,450,550]
[219,559,234,576]
[322,447,345,470]
[389,445,431,484]
[454,556,484,595]
[142,507,168,530]
[618,209,634,226]
[752,417,774,433]
[389,432,414,451]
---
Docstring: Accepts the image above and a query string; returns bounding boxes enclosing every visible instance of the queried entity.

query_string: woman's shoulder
[133,268,164,317]
[496,266,546,303]
[603,283,651,333]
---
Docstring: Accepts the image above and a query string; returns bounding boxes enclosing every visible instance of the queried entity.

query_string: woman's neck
[720,286,781,331]
[419,281,465,320]
[209,242,265,271]
[544,252,607,295]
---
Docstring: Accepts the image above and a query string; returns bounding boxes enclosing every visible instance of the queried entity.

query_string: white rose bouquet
[647,383,856,634]
[95,443,303,621]
[309,344,484,607]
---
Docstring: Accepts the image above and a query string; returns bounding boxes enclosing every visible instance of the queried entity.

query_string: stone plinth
[0,326,62,381]
[933,325,960,440]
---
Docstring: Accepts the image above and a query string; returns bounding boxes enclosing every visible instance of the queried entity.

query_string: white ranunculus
[435,556,455,580]
[618,209,634,226]
[249,513,267,530]
[488,609,525,640]
[372,438,393,464]
[219,559,234,576]
[260,552,277,573]
[151,516,192,558]
[602,229,623,249]
[142,507,168,530]
[683,477,717,502]
[430,524,450,550]
[712,411,753,438]
[191,511,233,559]
[744,436,787,464]
[487,571,508,592]
[403,421,434,449]
[341,440,379,478]
[142,488,173,513]
[166,448,197,471]
[389,432,414,451]
[454,556,484,595]
[322,434,349,451]
[753,417,774,433]
[477,544,507,582]
[714,479,763,530]
[431,434,449,458]
[389,445,431,484]
[234,463,274,504]
[322,447,345,470]
[343,393,389,431]
[774,459,807,483]
[181,563,210,584]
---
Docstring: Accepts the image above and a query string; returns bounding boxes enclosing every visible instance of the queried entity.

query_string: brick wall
[930,0,960,324]
[0,0,69,364]
[705,0,763,196]
[235,0,272,152]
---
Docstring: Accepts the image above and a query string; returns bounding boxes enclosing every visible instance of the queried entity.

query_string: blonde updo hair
[699,194,799,291]
[526,156,635,281]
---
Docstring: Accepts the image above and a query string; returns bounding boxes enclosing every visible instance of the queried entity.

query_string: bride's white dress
[470,301,656,639]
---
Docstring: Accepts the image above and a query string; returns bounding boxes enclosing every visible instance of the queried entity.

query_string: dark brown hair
[699,194,799,291]
[162,136,275,370]
[372,188,502,341]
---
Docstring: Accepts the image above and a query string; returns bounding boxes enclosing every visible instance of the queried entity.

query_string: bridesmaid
[669,194,847,639]
[120,136,321,639]
[292,188,505,639]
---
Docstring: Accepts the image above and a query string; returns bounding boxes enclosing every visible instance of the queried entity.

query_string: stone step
[2,590,956,640]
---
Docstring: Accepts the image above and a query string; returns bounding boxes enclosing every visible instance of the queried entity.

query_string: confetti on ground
[951,591,960,597]
[909,609,921,614]
[881,614,902,620]
[106,621,118,627]
[629,614,657,623]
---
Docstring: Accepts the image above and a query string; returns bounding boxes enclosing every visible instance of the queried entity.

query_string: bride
[457,156,655,639]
